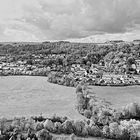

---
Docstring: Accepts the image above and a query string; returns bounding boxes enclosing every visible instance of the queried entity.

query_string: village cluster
[0,60,49,76]
[0,40,140,87]
[1,54,140,87]
[48,62,140,87]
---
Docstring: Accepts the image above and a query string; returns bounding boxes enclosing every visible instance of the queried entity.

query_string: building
[136,60,140,70]
[133,40,140,45]
[105,40,125,44]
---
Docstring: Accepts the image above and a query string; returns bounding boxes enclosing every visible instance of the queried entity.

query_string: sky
[0,0,140,42]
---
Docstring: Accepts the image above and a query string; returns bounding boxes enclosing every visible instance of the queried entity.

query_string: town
[0,40,140,86]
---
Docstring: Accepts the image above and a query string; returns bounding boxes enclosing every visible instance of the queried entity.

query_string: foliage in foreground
[76,84,140,139]
[1,114,140,140]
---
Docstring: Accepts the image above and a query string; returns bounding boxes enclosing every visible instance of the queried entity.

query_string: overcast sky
[0,0,140,42]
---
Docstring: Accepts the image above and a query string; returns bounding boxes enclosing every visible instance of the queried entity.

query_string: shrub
[109,122,122,139]
[10,118,27,131]
[34,122,44,131]
[84,110,92,119]
[69,80,74,87]
[24,118,36,131]
[119,119,140,140]
[121,103,140,119]
[54,122,62,134]
[50,114,61,123]
[36,129,53,140]
[113,110,123,121]
[76,93,87,114]
[62,120,74,134]
[73,120,85,136]
[0,117,11,134]
[43,119,54,132]
[102,125,110,138]
[90,125,101,137]
[81,126,89,136]
[50,114,68,123]
[122,103,138,118]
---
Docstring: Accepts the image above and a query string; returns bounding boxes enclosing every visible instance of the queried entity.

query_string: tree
[127,57,136,66]
[27,59,33,65]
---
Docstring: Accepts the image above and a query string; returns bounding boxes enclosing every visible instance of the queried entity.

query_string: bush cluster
[75,84,140,139]
[1,112,140,140]
[48,72,78,87]
[0,117,53,140]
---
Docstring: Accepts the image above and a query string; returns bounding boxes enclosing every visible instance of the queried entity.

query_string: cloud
[1,0,140,41]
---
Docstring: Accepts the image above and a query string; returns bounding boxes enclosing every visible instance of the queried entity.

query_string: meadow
[0,76,80,119]
[1,76,140,139]
[0,76,140,119]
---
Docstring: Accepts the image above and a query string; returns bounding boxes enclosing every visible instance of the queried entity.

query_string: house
[136,60,140,71]
[105,40,125,44]
[0,66,3,74]
[89,67,98,74]
[133,40,140,45]
[132,64,137,69]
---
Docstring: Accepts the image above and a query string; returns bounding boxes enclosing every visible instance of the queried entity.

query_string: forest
[0,41,140,67]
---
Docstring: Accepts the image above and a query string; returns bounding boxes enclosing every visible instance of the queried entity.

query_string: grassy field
[0,76,83,119]
[89,85,140,109]
[0,76,140,119]
[1,76,140,140]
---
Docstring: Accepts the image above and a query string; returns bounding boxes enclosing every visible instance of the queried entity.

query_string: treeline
[0,42,140,67]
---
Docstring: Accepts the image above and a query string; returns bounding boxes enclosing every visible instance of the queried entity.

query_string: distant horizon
[0,38,140,44]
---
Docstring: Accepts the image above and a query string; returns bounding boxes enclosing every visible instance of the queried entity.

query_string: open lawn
[0,76,81,119]
[89,85,140,109]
